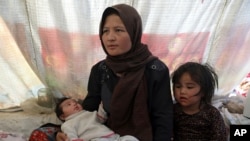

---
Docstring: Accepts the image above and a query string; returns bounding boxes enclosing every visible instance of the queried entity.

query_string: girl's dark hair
[55,97,70,121]
[171,62,218,104]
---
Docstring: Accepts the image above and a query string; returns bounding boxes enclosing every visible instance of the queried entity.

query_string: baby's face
[60,99,83,119]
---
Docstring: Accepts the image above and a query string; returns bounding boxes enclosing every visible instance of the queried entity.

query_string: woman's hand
[56,132,68,141]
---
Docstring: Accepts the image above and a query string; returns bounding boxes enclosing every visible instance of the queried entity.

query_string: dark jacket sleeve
[82,61,102,111]
[146,59,173,141]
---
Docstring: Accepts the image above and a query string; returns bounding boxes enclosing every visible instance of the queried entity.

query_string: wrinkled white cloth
[0,130,26,141]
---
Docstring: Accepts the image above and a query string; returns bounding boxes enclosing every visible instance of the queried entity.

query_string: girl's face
[101,14,132,56]
[174,72,203,114]
[60,99,83,120]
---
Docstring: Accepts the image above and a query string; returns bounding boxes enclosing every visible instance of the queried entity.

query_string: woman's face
[174,72,202,113]
[101,14,132,56]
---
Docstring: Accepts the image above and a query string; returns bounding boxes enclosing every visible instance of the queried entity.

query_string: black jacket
[83,59,173,141]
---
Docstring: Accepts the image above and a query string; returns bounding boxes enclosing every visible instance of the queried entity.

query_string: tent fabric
[0,0,249,109]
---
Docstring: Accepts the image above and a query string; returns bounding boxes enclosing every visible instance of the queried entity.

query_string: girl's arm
[210,108,228,141]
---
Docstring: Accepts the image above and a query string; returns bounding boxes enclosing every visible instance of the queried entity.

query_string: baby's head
[55,97,83,121]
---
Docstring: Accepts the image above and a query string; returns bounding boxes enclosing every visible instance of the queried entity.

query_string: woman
[57,4,173,141]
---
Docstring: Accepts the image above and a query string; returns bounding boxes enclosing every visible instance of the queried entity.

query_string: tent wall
[0,0,249,109]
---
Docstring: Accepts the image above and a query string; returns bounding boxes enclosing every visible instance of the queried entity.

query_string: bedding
[243,92,250,118]
[0,98,62,140]
[0,111,61,140]
[0,130,26,141]
[0,92,249,140]
[212,92,250,129]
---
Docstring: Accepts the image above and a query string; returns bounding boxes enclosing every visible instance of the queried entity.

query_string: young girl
[171,62,227,141]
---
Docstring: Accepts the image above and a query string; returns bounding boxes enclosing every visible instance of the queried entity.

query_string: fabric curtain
[0,0,249,109]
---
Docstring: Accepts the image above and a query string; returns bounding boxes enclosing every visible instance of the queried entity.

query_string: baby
[55,97,138,141]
